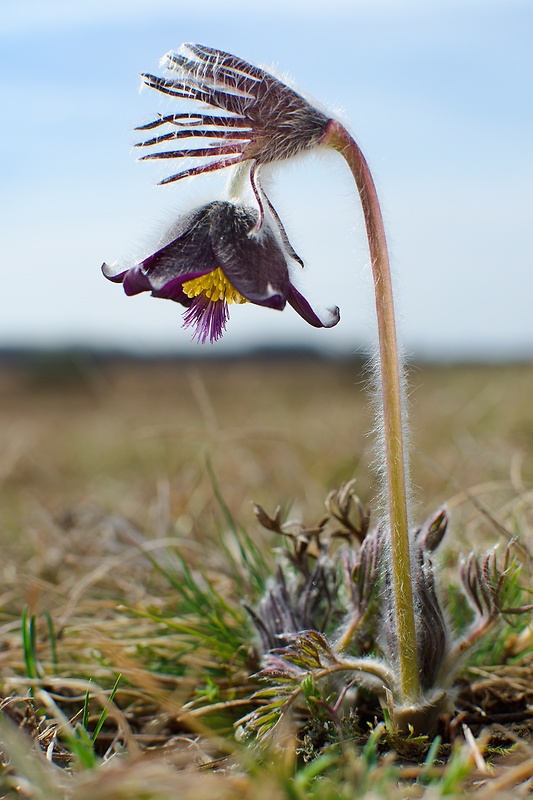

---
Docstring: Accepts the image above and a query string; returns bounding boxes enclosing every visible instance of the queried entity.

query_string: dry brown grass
[1,352,533,798]
[2,355,532,554]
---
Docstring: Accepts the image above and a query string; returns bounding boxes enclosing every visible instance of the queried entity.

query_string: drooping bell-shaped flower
[102,201,339,344]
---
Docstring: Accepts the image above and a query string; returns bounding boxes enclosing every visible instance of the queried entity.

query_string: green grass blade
[82,682,91,731]
[21,606,37,684]
[91,673,122,743]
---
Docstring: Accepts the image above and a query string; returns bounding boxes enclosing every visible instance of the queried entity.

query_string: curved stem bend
[322,119,419,703]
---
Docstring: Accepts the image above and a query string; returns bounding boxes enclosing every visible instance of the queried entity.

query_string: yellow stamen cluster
[182,267,248,305]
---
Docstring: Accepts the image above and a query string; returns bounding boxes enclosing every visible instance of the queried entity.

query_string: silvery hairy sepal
[245,500,532,738]
[246,560,335,655]
[341,527,380,616]
[380,508,450,696]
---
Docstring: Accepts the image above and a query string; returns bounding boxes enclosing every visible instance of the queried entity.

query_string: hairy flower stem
[322,120,419,704]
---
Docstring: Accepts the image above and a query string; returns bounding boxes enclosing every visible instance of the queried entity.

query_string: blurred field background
[2,350,533,797]
[2,350,532,562]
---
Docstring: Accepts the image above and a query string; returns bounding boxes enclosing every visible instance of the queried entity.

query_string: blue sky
[2,0,532,359]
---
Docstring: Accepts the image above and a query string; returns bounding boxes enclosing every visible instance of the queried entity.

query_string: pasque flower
[102,201,339,344]
[104,45,340,342]
[104,43,531,738]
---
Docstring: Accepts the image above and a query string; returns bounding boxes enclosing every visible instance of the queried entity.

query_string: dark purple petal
[208,204,290,309]
[101,205,223,301]
[287,285,340,329]
[123,266,154,296]
[101,263,153,296]
[135,204,222,293]
[103,199,341,341]
[150,277,191,303]
[101,262,127,283]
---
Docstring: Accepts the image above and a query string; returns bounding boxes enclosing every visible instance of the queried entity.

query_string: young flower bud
[136,43,331,185]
